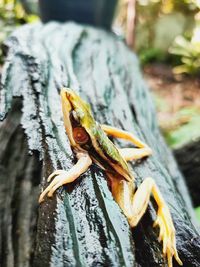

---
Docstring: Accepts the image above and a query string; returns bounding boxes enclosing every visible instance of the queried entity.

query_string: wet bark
[0,100,41,267]
[0,22,200,267]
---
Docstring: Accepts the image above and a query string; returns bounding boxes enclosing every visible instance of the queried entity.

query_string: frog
[39,88,182,267]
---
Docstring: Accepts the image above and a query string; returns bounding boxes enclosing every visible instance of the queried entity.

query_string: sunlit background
[0,0,200,221]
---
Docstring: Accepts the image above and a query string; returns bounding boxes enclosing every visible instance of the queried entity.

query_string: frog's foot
[38,152,92,203]
[124,177,182,267]
[47,170,67,182]
[154,205,183,267]
[38,170,70,203]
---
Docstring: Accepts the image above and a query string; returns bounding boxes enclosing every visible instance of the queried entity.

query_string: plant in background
[169,24,200,75]
[0,0,38,63]
[169,0,200,75]
[115,0,198,65]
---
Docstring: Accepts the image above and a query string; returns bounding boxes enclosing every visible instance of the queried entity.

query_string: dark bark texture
[174,139,200,207]
[0,22,200,267]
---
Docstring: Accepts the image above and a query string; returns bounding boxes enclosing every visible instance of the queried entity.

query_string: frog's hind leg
[129,177,182,267]
[38,152,92,203]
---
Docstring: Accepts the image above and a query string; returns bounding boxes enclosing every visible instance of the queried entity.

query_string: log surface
[0,22,200,267]
[174,138,200,207]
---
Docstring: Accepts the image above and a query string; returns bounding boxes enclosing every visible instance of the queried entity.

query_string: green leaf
[172,65,189,74]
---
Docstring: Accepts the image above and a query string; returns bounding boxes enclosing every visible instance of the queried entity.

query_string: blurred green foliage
[169,25,200,75]
[136,1,196,52]
[134,0,200,75]
[153,93,200,149]
[164,108,200,148]
[195,206,200,223]
[139,48,166,65]
[0,0,38,63]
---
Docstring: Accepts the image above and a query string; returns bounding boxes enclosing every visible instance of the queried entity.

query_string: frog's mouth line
[60,88,77,148]
[60,88,90,152]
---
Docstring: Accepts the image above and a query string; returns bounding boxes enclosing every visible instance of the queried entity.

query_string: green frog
[39,88,182,267]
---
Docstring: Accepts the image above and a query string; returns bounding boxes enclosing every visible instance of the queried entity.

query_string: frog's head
[60,88,94,149]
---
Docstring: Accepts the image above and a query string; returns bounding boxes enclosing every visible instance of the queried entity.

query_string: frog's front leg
[110,176,182,267]
[101,124,152,161]
[38,152,92,203]
[119,147,152,161]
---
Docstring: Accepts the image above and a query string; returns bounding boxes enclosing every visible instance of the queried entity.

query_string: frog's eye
[73,127,89,145]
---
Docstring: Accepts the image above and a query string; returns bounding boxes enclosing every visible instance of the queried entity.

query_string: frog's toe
[47,170,66,182]
[38,175,62,203]
[154,206,183,267]
[47,178,66,197]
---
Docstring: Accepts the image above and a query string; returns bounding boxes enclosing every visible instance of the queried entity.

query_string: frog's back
[88,121,133,182]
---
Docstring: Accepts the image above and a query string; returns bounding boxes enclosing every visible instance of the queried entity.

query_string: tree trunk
[0,22,200,267]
